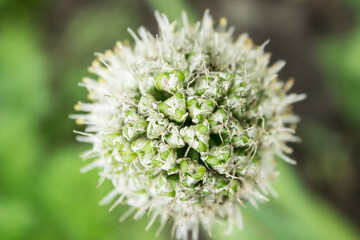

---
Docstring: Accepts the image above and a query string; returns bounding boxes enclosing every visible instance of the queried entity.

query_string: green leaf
[213,163,360,240]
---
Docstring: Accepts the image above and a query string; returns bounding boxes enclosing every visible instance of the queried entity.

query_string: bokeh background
[1,0,360,239]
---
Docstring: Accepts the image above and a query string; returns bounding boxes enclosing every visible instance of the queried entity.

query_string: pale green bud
[138,94,156,116]
[217,72,234,96]
[154,69,185,93]
[208,108,229,134]
[154,143,177,172]
[131,138,158,166]
[114,136,138,163]
[194,73,233,98]
[231,133,250,147]
[204,144,233,174]
[179,158,206,187]
[164,122,185,148]
[158,92,188,123]
[194,76,212,96]
[103,132,121,149]
[122,109,148,141]
[203,174,228,194]
[146,111,169,139]
[180,120,210,155]
[186,97,215,124]
[149,172,177,197]
[221,82,247,118]
[224,118,252,147]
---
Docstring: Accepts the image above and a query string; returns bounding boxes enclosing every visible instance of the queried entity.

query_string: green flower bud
[222,95,246,119]
[179,158,206,187]
[224,118,253,147]
[158,92,188,123]
[164,122,185,148]
[103,132,121,149]
[204,144,232,174]
[186,97,215,124]
[131,138,158,166]
[217,72,234,96]
[157,143,177,172]
[154,72,169,90]
[149,172,177,197]
[180,121,210,155]
[229,82,248,97]
[214,176,228,189]
[231,133,250,147]
[146,111,169,139]
[114,136,138,163]
[171,69,185,82]
[208,108,229,134]
[154,69,185,93]
[195,76,212,96]
[221,82,248,118]
[122,109,148,141]
[185,52,196,60]
[138,94,156,116]
[131,138,158,154]
[203,174,228,194]
[194,74,233,98]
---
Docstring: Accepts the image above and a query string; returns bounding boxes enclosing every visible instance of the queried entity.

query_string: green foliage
[0,198,36,240]
[213,163,359,240]
[0,19,49,118]
[317,8,360,127]
[42,2,140,145]
[0,18,47,194]
[300,121,353,185]
[33,147,167,240]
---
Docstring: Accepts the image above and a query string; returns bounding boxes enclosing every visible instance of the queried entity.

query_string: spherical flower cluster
[72,10,305,240]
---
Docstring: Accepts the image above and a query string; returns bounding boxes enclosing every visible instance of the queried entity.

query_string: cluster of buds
[72,10,305,240]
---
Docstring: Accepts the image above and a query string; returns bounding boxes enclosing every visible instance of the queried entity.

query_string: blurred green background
[1,0,360,239]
